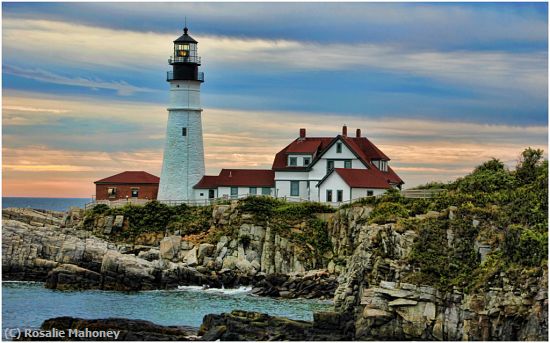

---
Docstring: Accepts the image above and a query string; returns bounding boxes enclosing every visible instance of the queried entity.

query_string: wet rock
[198,310,351,341]
[25,316,196,341]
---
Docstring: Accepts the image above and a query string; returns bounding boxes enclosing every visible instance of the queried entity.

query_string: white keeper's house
[155,25,404,205]
[193,126,403,203]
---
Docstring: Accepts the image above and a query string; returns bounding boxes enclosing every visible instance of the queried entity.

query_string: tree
[474,158,505,173]
[516,148,545,185]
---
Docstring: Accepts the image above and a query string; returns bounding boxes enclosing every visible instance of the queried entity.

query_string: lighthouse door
[208,189,215,199]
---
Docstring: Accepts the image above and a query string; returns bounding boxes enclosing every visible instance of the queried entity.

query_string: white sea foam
[176,285,252,295]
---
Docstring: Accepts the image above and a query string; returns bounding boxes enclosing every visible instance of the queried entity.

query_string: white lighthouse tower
[158,26,205,201]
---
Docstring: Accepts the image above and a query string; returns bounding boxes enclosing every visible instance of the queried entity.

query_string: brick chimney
[342,125,348,137]
[356,128,361,137]
[299,128,306,138]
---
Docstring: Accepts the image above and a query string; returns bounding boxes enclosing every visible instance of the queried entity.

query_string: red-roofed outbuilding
[94,171,159,201]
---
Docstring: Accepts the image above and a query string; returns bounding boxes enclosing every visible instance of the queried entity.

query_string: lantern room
[167,26,204,82]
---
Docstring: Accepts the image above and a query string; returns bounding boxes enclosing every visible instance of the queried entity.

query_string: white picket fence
[85,189,445,210]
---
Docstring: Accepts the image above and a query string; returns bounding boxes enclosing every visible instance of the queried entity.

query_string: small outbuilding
[94,171,159,201]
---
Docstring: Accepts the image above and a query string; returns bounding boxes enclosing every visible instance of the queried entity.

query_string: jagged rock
[45,264,102,290]
[222,256,238,270]
[113,215,124,228]
[197,243,215,261]
[198,310,351,341]
[160,236,181,260]
[388,299,418,307]
[137,249,160,262]
[184,247,198,267]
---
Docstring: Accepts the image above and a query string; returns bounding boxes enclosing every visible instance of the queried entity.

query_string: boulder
[34,316,195,341]
[185,247,198,267]
[160,236,181,260]
[198,243,215,261]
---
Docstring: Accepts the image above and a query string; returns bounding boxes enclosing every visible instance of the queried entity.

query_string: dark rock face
[19,317,196,341]
[197,310,352,341]
[251,271,338,299]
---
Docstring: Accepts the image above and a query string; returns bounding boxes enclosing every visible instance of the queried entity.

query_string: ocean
[2,282,332,338]
[2,197,90,212]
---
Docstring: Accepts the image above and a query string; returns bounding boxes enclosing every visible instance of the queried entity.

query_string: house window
[289,157,297,166]
[344,160,352,168]
[337,190,343,202]
[367,190,374,196]
[131,188,139,198]
[182,127,187,136]
[262,187,271,195]
[107,187,117,198]
[326,190,333,202]
[304,157,311,166]
[230,187,238,198]
[290,181,300,196]
[249,187,257,195]
[208,189,215,199]
[200,192,204,197]
[336,143,342,153]
[327,160,335,173]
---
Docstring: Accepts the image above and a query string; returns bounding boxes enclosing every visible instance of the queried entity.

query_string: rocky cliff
[329,205,548,341]
[2,206,337,298]
[3,188,548,340]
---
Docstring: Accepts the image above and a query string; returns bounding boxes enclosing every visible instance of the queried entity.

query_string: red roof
[343,136,389,161]
[286,139,323,153]
[330,168,392,189]
[272,134,392,171]
[272,137,333,170]
[386,166,403,185]
[94,171,159,184]
[194,169,275,189]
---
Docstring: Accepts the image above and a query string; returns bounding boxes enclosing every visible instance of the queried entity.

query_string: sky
[2,2,548,198]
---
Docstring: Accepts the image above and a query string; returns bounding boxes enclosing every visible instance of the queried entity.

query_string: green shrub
[504,225,547,267]
[90,204,110,215]
[369,202,409,224]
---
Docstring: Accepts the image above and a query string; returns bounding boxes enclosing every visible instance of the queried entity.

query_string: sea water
[2,198,90,212]
[2,282,333,332]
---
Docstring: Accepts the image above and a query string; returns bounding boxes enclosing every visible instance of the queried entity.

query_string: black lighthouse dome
[167,26,204,82]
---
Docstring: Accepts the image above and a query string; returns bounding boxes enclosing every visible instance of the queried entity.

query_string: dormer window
[289,157,297,166]
[304,157,311,166]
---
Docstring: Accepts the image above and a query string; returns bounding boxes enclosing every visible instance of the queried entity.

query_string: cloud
[5,2,546,48]
[3,65,157,96]
[3,18,546,98]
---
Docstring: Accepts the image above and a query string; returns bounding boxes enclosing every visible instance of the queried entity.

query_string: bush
[503,225,547,267]
[369,202,410,224]
[90,204,110,215]
[237,196,282,220]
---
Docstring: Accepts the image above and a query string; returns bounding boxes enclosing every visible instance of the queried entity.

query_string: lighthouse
[158,26,205,201]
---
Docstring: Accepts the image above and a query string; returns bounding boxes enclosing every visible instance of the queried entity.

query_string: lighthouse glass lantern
[168,26,203,81]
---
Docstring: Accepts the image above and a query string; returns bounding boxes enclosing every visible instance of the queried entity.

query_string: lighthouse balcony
[169,56,201,64]
[167,71,204,82]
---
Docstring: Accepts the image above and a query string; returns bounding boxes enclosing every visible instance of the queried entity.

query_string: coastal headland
[3,150,548,340]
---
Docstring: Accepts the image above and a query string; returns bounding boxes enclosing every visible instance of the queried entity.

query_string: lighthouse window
[182,128,187,136]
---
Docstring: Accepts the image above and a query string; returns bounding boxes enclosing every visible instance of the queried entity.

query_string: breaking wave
[176,285,253,295]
